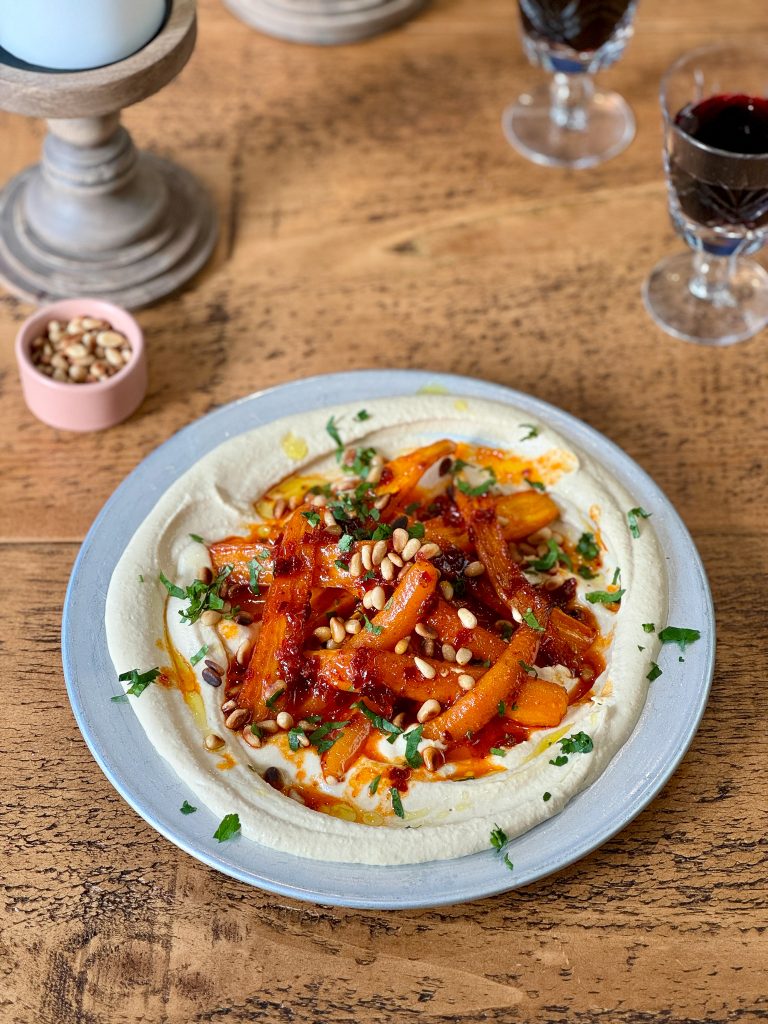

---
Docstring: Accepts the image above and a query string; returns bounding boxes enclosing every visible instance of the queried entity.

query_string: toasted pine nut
[323,509,336,527]
[367,462,383,485]
[314,626,333,641]
[326,639,341,650]
[204,733,225,751]
[329,616,346,644]
[257,719,279,734]
[464,561,485,577]
[439,580,454,600]
[422,746,445,772]
[393,712,407,728]
[362,590,374,610]
[402,538,421,561]
[457,607,477,629]
[236,638,254,665]
[414,657,436,680]
[392,528,409,553]
[456,647,473,665]
[457,673,476,690]
[372,540,388,565]
[276,711,294,730]
[349,552,363,576]
[201,609,222,626]
[418,543,441,560]
[361,544,373,571]
[373,494,390,510]
[415,622,438,639]
[442,643,456,662]
[422,638,435,657]
[417,698,441,722]
[394,637,410,655]
[273,497,286,518]
[369,586,386,611]
[380,556,395,581]
[225,708,250,731]
[220,699,237,714]
[511,606,523,623]
[242,726,262,749]
[345,618,363,634]
[312,494,328,507]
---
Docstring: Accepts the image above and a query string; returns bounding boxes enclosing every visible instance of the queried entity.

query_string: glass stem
[689,250,738,308]
[549,72,594,131]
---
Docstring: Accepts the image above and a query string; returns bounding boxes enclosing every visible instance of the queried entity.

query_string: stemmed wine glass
[643,45,768,345]
[502,0,639,169]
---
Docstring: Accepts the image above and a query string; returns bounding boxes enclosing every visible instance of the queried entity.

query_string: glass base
[643,252,768,346]
[502,82,635,169]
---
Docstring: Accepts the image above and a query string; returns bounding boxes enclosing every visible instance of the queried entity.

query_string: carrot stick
[507,678,568,728]
[321,714,371,781]
[346,562,440,651]
[423,598,507,662]
[421,623,542,742]
[491,491,559,542]
[377,440,455,498]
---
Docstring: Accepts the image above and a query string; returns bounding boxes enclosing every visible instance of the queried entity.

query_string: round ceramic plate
[62,370,715,909]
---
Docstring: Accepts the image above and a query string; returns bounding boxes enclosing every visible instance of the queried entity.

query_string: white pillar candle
[0,0,167,71]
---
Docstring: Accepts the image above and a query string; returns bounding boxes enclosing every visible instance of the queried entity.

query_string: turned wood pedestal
[0,0,217,309]
[222,0,427,45]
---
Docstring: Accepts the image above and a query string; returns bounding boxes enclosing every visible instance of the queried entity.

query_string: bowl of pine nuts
[15,298,147,431]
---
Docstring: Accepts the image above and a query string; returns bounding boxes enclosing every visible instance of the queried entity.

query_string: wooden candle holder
[223,0,427,46]
[0,0,217,309]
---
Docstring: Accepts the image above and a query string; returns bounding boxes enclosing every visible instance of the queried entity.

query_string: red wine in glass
[518,0,635,53]
[670,94,768,230]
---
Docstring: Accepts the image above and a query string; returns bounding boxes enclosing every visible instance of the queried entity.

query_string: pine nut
[312,494,328,507]
[511,607,523,623]
[458,607,477,629]
[105,347,124,368]
[345,618,362,634]
[394,637,410,655]
[440,580,454,600]
[221,699,238,714]
[276,712,294,730]
[323,509,336,527]
[458,673,476,690]
[361,544,373,571]
[68,364,88,382]
[204,733,225,751]
[273,497,286,518]
[402,538,421,561]
[373,494,390,510]
[418,543,441,560]
[288,495,301,510]
[442,643,456,662]
[415,622,438,639]
[422,746,445,772]
[380,556,395,581]
[388,552,404,568]
[329,616,346,644]
[236,638,254,666]
[367,463,383,485]
[369,586,386,611]
[225,708,250,731]
[417,698,441,722]
[392,528,409,553]
[422,638,435,657]
[242,726,262,749]
[257,719,279,734]
[414,658,436,680]
[362,590,373,609]
[314,626,333,641]
[201,609,222,626]
[456,647,473,665]
[326,639,341,649]
[349,552,363,576]
[464,561,485,577]
[372,540,388,565]
[392,712,407,729]
[97,330,125,348]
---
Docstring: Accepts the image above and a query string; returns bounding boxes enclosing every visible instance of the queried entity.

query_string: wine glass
[643,45,768,345]
[502,0,638,169]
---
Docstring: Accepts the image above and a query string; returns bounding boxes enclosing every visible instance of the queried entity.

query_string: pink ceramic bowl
[15,298,147,432]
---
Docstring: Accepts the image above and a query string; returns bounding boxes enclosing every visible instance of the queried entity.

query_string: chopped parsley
[549,755,568,767]
[213,813,241,842]
[265,685,286,709]
[526,479,546,492]
[160,565,235,625]
[308,720,350,754]
[612,567,622,586]
[363,616,383,636]
[456,465,497,497]
[578,565,597,580]
[301,510,321,527]
[190,644,209,667]
[523,608,545,631]
[250,724,264,739]
[586,589,625,605]
[180,800,197,815]
[138,574,144,583]
[529,539,564,572]
[390,787,405,819]
[490,824,508,851]
[325,415,343,452]
[642,623,655,634]
[404,502,421,515]
[627,507,652,539]
[371,523,394,541]
[338,533,354,554]
[288,727,306,751]
[576,532,600,561]
[490,747,507,757]
[355,409,371,421]
[658,626,701,651]
[189,533,205,544]
[407,522,426,539]
[647,662,663,682]
[543,792,552,802]
[519,423,539,441]
[354,701,402,740]
[369,773,382,795]
[334,559,349,572]
[117,666,160,697]
[503,854,514,872]
[404,726,424,768]
[497,701,506,717]
[559,732,593,755]
[247,557,261,595]
[519,660,538,677]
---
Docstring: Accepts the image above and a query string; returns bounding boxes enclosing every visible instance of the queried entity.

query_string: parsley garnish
[586,589,625,605]
[404,502,420,515]
[213,813,241,842]
[160,565,235,625]
[407,522,426,539]
[190,644,209,667]
[371,523,393,541]
[265,685,285,709]
[490,747,507,757]
[543,791,552,802]
[308,720,350,754]
[578,565,597,579]
[180,800,197,814]
[369,773,382,795]
[576,532,600,561]
[456,466,497,497]
[355,409,371,421]
[390,787,405,819]
[138,574,144,583]
[497,701,506,717]
[334,559,349,572]
[628,507,652,539]
[404,726,424,768]
[354,701,402,739]
[559,732,593,754]
[519,423,539,441]
[529,539,564,572]
[288,727,306,751]
[642,623,655,634]
[363,616,383,636]
[523,608,545,631]
[189,533,205,544]
[503,854,514,871]
[658,626,701,651]
[247,556,261,595]
[519,660,538,677]
[646,662,662,682]
[526,479,546,492]
[338,533,354,554]
[117,666,160,697]
[549,755,568,766]
[326,415,343,452]
[490,824,508,851]
[612,567,621,586]
[301,510,321,527]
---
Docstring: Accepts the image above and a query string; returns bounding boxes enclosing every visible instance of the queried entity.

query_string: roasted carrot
[237,507,319,720]
[346,562,440,651]
[548,607,596,654]
[490,491,559,542]
[421,623,542,742]
[377,440,455,500]
[507,677,568,728]
[321,714,371,781]
[423,598,507,662]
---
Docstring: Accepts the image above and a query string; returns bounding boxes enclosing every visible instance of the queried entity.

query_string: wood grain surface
[1,1,767,1022]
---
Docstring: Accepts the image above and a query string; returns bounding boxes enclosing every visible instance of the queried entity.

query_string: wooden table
[2,1,766,1020]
